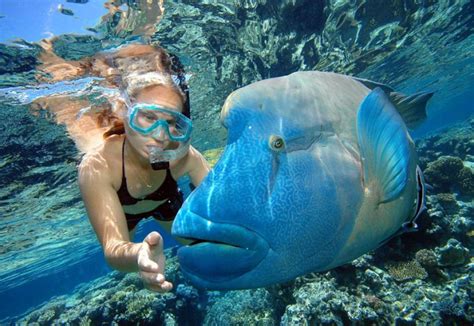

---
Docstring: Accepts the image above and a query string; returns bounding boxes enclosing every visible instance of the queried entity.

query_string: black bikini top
[117,139,180,206]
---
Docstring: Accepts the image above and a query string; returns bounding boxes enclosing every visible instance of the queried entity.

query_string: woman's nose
[152,125,169,141]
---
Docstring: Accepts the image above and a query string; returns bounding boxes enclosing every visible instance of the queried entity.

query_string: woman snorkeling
[78,44,210,292]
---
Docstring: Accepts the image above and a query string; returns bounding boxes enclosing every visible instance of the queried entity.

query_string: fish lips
[172,211,269,287]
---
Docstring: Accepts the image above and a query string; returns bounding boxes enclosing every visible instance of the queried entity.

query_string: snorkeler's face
[125,85,184,158]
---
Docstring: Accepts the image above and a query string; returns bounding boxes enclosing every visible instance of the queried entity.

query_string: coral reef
[415,249,438,269]
[424,156,474,196]
[416,118,474,166]
[416,119,474,198]
[18,251,208,325]
[278,260,472,325]
[204,289,280,325]
[436,239,470,267]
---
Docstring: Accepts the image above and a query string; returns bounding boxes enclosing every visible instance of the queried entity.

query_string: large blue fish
[172,71,431,290]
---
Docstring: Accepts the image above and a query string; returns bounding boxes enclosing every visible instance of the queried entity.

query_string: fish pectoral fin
[357,87,411,204]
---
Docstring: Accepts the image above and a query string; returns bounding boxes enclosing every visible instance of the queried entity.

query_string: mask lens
[134,107,171,126]
[129,104,192,141]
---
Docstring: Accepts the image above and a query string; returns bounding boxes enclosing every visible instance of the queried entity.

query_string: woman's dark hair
[168,53,190,118]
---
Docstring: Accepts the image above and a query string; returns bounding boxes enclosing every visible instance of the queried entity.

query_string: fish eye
[269,135,285,152]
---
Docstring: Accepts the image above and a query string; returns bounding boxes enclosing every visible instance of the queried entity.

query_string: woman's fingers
[138,232,171,292]
[139,270,173,292]
[139,270,164,285]
[147,280,173,293]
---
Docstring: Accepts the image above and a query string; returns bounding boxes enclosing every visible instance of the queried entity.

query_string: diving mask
[127,103,193,169]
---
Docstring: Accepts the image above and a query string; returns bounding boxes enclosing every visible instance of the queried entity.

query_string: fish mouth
[172,210,269,285]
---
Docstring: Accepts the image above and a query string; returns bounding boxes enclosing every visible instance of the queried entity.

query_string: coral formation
[424,156,474,196]
[416,117,474,166]
[436,239,470,267]
[18,252,208,325]
[415,249,438,270]
[436,192,460,214]
[204,289,279,325]
[385,260,428,282]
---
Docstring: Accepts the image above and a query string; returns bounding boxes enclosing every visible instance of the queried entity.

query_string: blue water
[0,0,472,323]
[413,92,474,138]
[0,218,181,320]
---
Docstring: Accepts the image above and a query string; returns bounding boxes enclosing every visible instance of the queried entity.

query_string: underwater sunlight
[0,0,472,324]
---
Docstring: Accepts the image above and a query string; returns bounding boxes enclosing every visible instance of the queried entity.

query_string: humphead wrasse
[172,71,432,290]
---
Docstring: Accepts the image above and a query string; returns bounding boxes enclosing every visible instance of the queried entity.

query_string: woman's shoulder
[186,145,208,164]
[171,145,208,178]
[78,135,124,184]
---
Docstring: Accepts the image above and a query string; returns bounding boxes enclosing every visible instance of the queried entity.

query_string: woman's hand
[137,231,173,292]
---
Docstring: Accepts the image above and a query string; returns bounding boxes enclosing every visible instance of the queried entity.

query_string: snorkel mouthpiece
[147,142,190,170]
[151,161,170,170]
[148,146,170,170]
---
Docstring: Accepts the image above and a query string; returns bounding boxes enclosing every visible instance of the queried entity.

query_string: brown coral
[385,260,428,282]
[424,156,473,195]
[415,249,438,269]
[436,193,460,214]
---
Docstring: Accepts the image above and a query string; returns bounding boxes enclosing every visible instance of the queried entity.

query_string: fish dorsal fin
[353,77,432,129]
[352,77,395,93]
[388,91,432,129]
[357,88,411,204]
